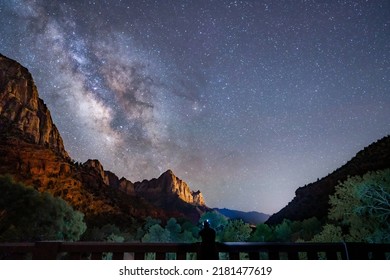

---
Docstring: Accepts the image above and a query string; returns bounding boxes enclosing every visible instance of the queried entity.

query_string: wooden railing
[0,242,389,260]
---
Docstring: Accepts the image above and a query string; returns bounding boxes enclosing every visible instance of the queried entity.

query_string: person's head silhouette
[199,219,218,259]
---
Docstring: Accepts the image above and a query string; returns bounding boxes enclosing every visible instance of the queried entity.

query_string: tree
[299,217,322,240]
[199,211,228,232]
[273,219,292,242]
[289,217,322,241]
[86,224,126,242]
[134,216,161,241]
[311,224,343,242]
[220,219,251,242]
[144,216,162,231]
[142,224,170,242]
[181,220,200,238]
[313,169,390,243]
[250,223,273,242]
[165,218,181,242]
[0,175,86,241]
[179,229,198,243]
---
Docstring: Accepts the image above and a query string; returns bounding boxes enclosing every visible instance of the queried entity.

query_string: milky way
[1,0,389,214]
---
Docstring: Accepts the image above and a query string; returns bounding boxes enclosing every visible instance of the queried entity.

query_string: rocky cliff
[0,54,207,226]
[135,169,205,206]
[133,170,207,222]
[0,54,68,158]
[266,135,390,225]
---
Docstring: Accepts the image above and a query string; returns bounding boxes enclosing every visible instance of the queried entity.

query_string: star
[0,0,389,214]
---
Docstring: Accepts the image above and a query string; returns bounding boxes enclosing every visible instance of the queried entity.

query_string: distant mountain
[266,135,390,225]
[133,170,207,222]
[214,208,269,224]
[134,169,205,207]
[0,54,207,227]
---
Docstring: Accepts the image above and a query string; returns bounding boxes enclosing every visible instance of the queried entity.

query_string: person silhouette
[198,220,218,260]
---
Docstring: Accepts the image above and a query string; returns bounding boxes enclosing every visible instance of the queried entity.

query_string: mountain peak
[161,169,175,177]
[0,54,68,158]
[135,169,206,207]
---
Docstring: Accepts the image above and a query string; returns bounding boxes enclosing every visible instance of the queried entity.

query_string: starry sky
[1,0,389,215]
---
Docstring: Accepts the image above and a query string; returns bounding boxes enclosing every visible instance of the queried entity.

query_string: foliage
[144,217,162,231]
[84,224,129,242]
[273,219,292,241]
[311,224,343,242]
[220,219,251,242]
[142,224,171,242]
[165,218,181,241]
[141,217,199,243]
[250,223,273,242]
[288,217,322,241]
[181,220,200,238]
[134,216,162,241]
[199,211,228,232]
[312,169,390,243]
[0,175,86,241]
[247,217,323,242]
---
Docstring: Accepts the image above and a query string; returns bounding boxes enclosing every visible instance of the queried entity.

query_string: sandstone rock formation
[133,170,207,222]
[0,54,207,226]
[83,159,111,186]
[135,169,205,206]
[119,177,135,195]
[0,54,68,158]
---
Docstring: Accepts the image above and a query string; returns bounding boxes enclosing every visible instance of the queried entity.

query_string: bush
[312,169,390,243]
[0,175,86,241]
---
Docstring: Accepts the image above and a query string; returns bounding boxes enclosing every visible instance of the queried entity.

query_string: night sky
[1,1,389,214]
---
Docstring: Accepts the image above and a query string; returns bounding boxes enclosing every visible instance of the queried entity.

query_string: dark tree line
[1,168,388,244]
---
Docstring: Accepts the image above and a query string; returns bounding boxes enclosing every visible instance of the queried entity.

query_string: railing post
[112,252,124,260]
[268,250,279,260]
[229,252,240,260]
[248,252,260,260]
[33,241,61,260]
[344,243,368,260]
[134,252,145,260]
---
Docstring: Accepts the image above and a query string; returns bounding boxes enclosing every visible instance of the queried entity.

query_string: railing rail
[0,242,389,260]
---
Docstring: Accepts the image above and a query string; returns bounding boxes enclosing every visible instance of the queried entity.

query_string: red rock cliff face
[0,54,68,158]
[0,54,158,224]
[83,159,135,195]
[0,54,206,225]
[135,169,205,206]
